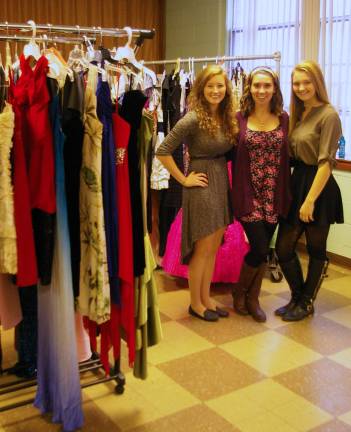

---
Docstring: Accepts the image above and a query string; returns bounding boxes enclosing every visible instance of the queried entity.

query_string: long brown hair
[188,65,238,142]
[289,60,330,135]
[240,66,284,117]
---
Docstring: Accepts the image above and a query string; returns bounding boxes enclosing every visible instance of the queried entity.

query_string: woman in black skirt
[275,60,344,321]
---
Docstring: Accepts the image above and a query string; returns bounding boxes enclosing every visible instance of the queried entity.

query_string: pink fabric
[162,209,249,283]
[75,311,92,362]
[0,274,22,330]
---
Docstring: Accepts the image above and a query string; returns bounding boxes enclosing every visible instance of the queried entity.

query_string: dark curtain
[0,0,165,61]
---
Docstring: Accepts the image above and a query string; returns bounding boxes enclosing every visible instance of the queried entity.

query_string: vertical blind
[228,0,351,160]
[320,0,351,159]
[227,0,300,109]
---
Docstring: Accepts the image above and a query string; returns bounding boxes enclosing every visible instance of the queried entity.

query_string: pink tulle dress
[161,209,249,283]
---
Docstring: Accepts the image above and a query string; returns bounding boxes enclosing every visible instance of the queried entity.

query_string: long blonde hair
[289,60,330,135]
[188,65,238,142]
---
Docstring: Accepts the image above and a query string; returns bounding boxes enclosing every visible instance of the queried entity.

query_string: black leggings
[240,220,277,267]
[276,220,330,263]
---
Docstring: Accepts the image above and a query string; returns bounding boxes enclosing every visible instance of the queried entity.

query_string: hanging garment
[78,86,110,324]
[112,105,135,365]
[35,89,83,431]
[8,70,37,286]
[12,55,56,213]
[9,55,56,286]
[96,78,119,305]
[159,73,184,256]
[120,90,148,277]
[150,108,170,190]
[62,73,85,298]
[0,102,17,274]
[134,111,162,379]
[16,284,38,377]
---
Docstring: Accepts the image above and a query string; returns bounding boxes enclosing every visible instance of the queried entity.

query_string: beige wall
[329,171,351,259]
[165,0,226,60]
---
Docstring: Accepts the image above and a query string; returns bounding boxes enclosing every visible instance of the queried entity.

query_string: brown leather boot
[232,262,258,316]
[246,262,267,322]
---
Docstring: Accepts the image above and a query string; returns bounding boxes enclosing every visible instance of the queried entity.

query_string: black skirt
[286,160,344,226]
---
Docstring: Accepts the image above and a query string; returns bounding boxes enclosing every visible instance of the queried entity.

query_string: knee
[275,240,294,263]
[306,244,327,261]
[246,248,269,267]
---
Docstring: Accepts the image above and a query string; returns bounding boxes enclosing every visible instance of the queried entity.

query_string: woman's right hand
[183,171,208,188]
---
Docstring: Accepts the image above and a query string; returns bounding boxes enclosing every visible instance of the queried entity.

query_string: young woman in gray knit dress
[157,65,238,322]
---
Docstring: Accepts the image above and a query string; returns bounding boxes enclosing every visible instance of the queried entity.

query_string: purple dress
[96,78,120,304]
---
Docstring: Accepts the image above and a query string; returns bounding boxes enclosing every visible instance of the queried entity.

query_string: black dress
[120,90,148,277]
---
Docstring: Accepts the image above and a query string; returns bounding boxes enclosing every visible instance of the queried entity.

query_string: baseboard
[296,241,351,269]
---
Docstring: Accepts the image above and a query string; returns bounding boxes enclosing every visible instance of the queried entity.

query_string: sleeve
[318,110,342,166]
[155,111,197,156]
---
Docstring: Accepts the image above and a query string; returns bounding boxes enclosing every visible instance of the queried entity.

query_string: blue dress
[34,90,83,431]
[96,78,120,304]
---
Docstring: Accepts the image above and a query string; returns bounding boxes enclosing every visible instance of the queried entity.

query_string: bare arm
[299,161,331,222]
[157,154,208,188]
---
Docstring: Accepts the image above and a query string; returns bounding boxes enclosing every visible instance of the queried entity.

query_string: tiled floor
[1,259,351,431]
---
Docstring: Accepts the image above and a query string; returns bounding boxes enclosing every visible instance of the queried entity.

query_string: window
[227,0,351,161]
[227,0,300,109]
[320,0,351,160]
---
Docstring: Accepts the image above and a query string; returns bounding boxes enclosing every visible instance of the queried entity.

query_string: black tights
[240,220,277,267]
[276,220,330,263]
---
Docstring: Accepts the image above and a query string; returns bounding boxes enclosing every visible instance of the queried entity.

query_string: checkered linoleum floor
[1,259,351,432]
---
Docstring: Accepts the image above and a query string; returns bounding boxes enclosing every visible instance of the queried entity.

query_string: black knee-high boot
[283,258,329,322]
[275,254,304,316]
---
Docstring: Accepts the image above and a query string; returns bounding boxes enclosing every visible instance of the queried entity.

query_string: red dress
[9,55,56,286]
[112,109,135,365]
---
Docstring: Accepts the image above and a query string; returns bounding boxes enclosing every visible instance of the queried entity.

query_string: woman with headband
[231,66,291,322]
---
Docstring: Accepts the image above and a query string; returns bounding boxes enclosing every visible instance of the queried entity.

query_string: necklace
[252,113,272,128]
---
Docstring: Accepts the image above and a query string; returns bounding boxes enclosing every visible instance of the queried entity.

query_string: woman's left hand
[299,200,315,223]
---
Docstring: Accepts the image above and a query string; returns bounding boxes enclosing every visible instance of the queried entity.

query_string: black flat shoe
[209,306,229,318]
[188,306,219,322]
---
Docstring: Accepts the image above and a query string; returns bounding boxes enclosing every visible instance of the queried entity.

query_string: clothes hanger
[23,20,41,61]
[112,26,156,86]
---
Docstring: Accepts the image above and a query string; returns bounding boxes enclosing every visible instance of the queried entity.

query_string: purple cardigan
[231,111,292,219]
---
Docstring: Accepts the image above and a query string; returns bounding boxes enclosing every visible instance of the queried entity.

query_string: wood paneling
[0,0,165,62]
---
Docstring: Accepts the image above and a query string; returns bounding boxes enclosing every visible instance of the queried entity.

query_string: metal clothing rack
[0,18,156,417]
[0,355,125,413]
[0,34,96,44]
[144,52,281,76]
[0,21,155,42]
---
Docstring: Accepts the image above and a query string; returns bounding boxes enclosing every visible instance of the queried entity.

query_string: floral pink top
[241,126,283,224]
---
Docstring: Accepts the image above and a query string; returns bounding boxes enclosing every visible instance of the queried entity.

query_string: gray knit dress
[156,111,234,264]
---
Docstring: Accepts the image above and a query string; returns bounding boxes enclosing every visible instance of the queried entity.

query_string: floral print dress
[241,126,283,224]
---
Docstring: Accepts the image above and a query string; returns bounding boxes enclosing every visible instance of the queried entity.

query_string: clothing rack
[144,52,281,76]
[0,21,155,41]
[0,35,96,44]
[0,18,156,422]
[0,355,125,413]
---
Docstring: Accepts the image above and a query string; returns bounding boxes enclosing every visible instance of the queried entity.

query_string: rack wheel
[115,384,124,394]
[270,269,283,283]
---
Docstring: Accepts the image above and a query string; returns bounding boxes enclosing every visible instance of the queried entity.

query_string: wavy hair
[188,65,238,142]
[289,60,330,135]
[240,66,284,117]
